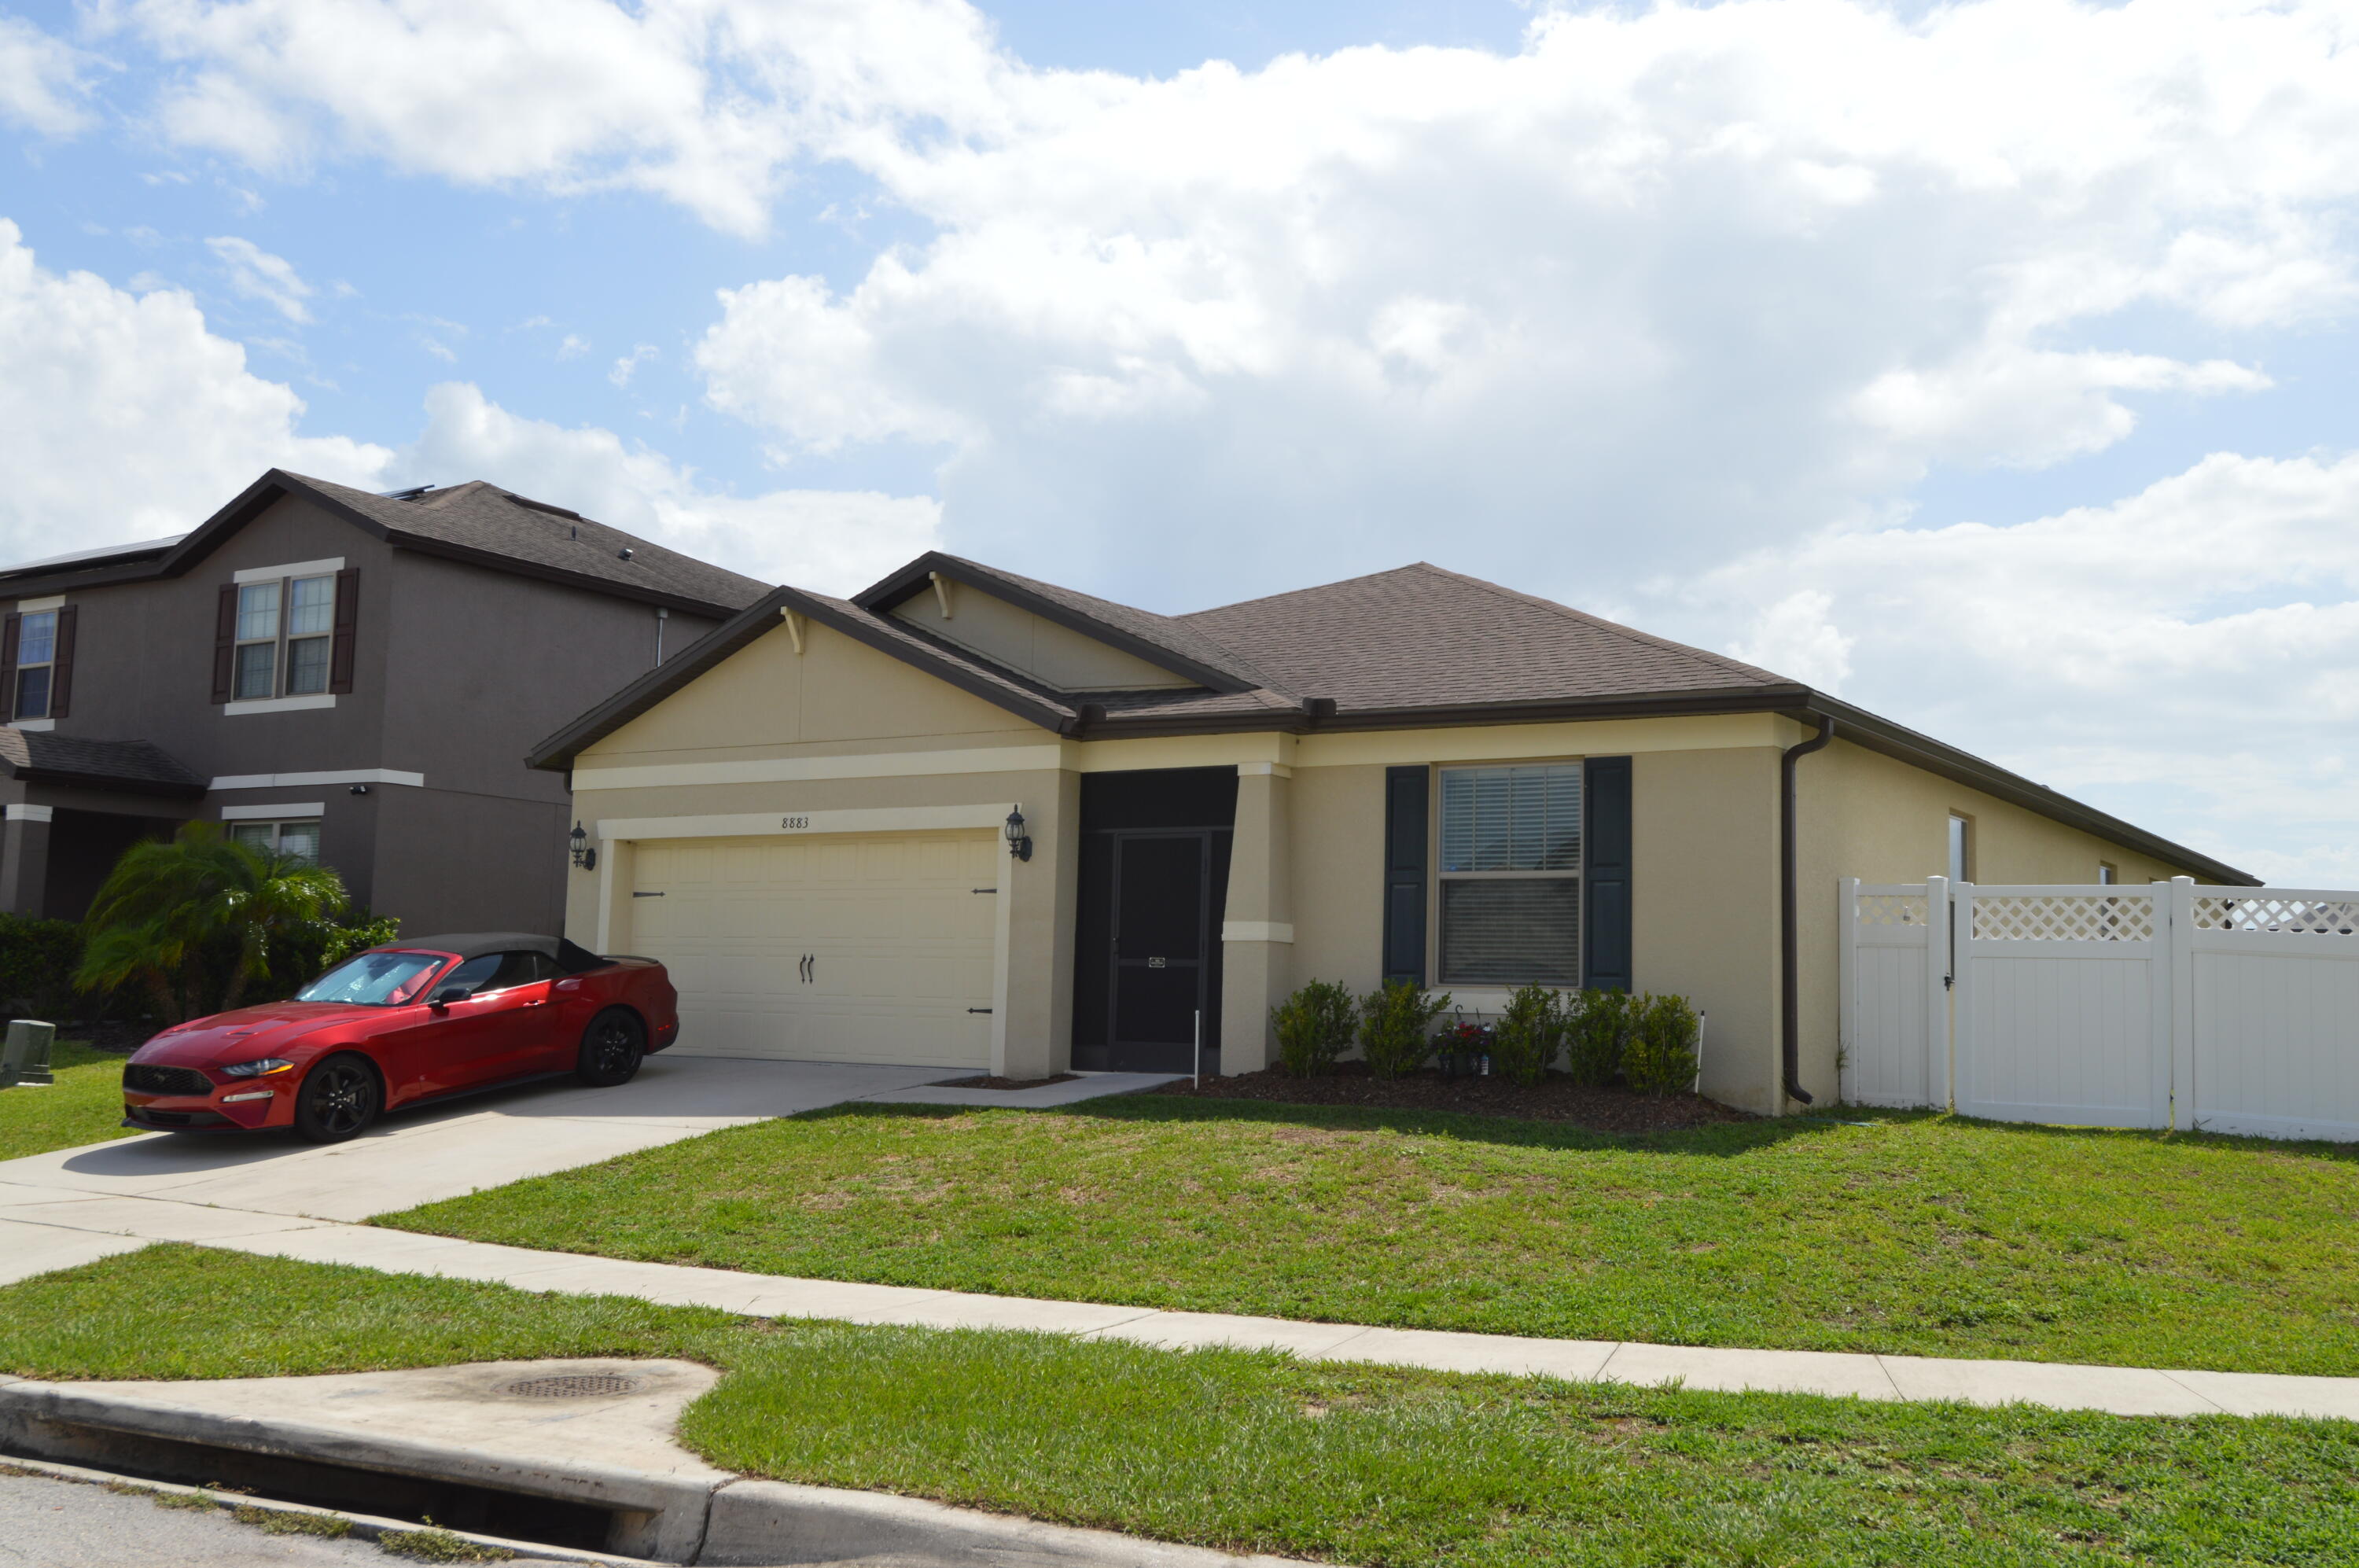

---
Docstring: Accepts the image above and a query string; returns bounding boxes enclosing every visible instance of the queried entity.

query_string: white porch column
[1219,763,1294,1074]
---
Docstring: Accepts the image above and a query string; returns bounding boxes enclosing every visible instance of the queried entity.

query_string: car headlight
[220,1058,296,1078]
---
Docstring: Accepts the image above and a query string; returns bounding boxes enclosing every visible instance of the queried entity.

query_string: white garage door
[628,830,998,1067]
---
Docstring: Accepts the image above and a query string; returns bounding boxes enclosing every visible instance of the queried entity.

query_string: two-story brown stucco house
[528,553,2254,1115]
[0,469,766,932]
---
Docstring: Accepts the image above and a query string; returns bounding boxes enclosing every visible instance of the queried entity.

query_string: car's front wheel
[576,1008,646,1088]
[292,1054,381,1143]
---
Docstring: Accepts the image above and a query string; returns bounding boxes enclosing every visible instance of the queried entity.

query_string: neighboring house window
[2098,862,2116,885]
[216,569,356,705]
[229,819,322,865]
[234,583,281,699]
[233,575,335,699]
[1437,764,1583,985]
[12,610,56,720]
[1949,813,1973,884]
[2,604,75,723]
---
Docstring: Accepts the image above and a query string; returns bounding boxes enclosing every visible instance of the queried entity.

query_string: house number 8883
[780,815,809,830]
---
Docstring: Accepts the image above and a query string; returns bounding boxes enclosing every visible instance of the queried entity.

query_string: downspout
[1780,712,1836,1106]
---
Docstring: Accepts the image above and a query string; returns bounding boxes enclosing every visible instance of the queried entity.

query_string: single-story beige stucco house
[532,553,2254,1114]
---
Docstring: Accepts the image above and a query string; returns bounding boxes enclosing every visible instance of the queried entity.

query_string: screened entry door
[1106,831,1220,1071]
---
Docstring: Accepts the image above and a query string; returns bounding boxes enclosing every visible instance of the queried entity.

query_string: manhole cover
[497,1374,643,1400]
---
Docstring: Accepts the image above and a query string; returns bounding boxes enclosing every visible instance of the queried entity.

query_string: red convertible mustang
[120,934,679,1143]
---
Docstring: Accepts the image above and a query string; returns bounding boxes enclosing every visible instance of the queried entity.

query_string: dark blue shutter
[1582,756,1632,992]
[1382,765,1428,985]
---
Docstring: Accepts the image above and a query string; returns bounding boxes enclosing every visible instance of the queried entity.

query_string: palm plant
[76,823,349,1021]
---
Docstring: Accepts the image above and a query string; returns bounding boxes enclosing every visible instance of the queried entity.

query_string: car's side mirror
[429,986,469,1008]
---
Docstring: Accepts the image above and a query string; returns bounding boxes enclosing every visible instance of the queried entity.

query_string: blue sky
[2,0,2357,883]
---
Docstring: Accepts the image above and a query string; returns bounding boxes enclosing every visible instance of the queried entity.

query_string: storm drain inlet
[497,1374,645,1400]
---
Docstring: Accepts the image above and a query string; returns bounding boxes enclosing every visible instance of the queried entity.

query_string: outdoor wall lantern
[1003,808,1032,863]
[569,821,597,872]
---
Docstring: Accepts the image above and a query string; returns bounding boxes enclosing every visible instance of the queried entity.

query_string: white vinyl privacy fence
[1839,878,2359,1142]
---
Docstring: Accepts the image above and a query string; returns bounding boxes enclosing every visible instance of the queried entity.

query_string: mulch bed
[1151,1062,1757,1134]
[935,1073,1081,1091]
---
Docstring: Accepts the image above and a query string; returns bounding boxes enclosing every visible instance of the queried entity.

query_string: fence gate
[1839,877,2359,1141]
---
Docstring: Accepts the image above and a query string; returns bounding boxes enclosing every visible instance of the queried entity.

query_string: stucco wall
[566,617,1074,1073]
[1787,734,2218,1106]
[889,580,1196,690]
[1632,745,1783,1113]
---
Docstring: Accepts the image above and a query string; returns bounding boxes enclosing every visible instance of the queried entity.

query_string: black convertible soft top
[364,932,612,974]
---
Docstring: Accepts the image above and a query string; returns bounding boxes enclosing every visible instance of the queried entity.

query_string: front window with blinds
[1437,764,1582,985]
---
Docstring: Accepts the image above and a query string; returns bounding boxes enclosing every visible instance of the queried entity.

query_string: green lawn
[4,1246,2354,1567]
[0,1040,135,1161]
[381,1098,2359,1375]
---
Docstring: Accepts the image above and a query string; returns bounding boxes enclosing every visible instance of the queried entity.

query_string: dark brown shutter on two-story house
[212,584,238,704]
[47,605,75,719]
[0,614,18,724]
[329,568,359,694]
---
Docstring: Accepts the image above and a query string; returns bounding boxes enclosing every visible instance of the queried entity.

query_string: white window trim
[12,596,62,613]
[212,768,421,790]
[10,720,52,733]
[233,557,344,584]
[5,804,53,823]
[225,694,337,716]
[223,801,326,821]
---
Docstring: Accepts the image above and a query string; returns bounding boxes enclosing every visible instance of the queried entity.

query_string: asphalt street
[0,1471,569,1566]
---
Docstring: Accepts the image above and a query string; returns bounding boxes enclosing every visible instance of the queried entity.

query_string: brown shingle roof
[293,476,770,615]
[1176,562,1786,713]
[0,729,205,795]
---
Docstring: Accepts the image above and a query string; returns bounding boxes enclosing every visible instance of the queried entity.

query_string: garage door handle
[633,891,664,898]
[967,1008,992,1014]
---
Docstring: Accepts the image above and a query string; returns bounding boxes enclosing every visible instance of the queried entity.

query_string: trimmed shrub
[1270,979,1356,1077]
[1489,983,1566,1086]
[1358,979,1449,1080]
[1624,992,1702,1096]
[0,913,87,1018]
[1562,988,1632,1087]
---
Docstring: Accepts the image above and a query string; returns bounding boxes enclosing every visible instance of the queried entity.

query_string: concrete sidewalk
[6,1186,2357,1422]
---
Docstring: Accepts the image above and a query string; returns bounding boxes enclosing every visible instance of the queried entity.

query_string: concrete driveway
[0,1055,953,1228]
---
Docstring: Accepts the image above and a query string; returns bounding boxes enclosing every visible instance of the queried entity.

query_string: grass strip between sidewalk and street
[3,1246,2357,1567]
[0,1041,137,1161]
[377,1095,2359,1376]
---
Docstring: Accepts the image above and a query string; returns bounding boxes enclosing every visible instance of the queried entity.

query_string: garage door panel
[629,830,995,1068]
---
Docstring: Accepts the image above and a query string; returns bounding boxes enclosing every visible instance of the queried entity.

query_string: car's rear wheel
[293,1055,380,1143]
[576,1008,646,1087]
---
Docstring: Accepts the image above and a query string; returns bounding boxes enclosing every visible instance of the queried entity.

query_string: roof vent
[617,547,634,561]
[507,494,582,521]
[378,484,435,502]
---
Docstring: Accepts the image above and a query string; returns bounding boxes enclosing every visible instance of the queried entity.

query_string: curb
[0,1452,632,1564]
[0,1378,1307,1566]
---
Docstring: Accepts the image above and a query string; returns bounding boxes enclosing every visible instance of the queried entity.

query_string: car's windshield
[295,951,449,1007]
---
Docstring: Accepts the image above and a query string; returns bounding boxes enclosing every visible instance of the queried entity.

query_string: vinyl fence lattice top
[1970,893,2154,943]
[1856,893,1930,926]
[2192,896,2359,935]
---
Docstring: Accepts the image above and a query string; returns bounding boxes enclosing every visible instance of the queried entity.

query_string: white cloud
[1676,452,2359,883]
[0,220,933,600]
[0,15,95,136]
[609,343,657,387]
[392,382,939,591]
[0,218,390,560]
[204,234,314,322]
[558,333,589,359]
